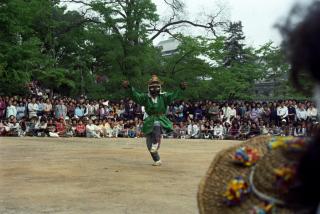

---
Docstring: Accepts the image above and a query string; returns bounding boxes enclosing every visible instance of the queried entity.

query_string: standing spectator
[261,103,271,123]
[307,103,318,121]
[67,102,75,118]
[222,102,232,122]
[208,102,220,121]
[173,102,184,122]
[6,100,17,118]
[28,97,38,118]
[54,99,67,119]
[250,104,260,123]
[124,100,135,120]
[16,102,26,120]
[229,104,237,121]
[296,103,308,121]
[0,96,6,119]
[43,99,52,117]
[270,102,278,125]
[194,103,203,121]
[85,101,94,117]
[134,104,143,120]
[277,101,288,124]
[37,99,45,117]
[287,100,296,122]
[74,104,85,118]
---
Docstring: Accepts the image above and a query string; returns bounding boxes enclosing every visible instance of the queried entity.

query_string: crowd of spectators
[1,90,319,140]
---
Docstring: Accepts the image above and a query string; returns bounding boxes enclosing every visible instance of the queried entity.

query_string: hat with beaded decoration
[197,135,311,214]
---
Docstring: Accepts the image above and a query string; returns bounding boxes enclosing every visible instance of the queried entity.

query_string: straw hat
[198,136,310,214]
[148,75,163,87]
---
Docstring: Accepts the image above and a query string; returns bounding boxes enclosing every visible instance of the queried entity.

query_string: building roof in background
[157,38,180,56]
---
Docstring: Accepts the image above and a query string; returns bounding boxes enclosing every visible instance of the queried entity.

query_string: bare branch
[149,20,220,41]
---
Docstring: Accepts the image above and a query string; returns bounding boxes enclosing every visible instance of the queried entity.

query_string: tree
[223,21,246,66]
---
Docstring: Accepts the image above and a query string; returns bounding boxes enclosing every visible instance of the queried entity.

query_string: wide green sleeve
[163,89,181,106]
[129,87,147,106]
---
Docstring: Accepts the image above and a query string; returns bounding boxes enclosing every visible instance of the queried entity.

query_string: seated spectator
[213,121,224,140]
[85,119,100,138]
[294,123,306,137]
[7,117,21,136]
[71,120,77,136]
[259,122,269,135]
[75,120,86,137]
[127,120,136,138]
[239,121,250,140]
[25,117,37,136]
[201,121,211,139]
[0,120,7,136]
[64,117,74,137]
[249,123,261,138]
[35,117,47,137]
[55,118,67,137]
[283,122,294,136]
[98,119,110,137]
[226,123,240,140]
[187,121,200,139]
[135,119,143,138]
[270,124,282,136]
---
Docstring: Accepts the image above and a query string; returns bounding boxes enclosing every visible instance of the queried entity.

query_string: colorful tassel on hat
[268,136,294,150]
[250,202,274,214]
[223,176,251,206]
[274,165,296,192]
[234,147,260,166]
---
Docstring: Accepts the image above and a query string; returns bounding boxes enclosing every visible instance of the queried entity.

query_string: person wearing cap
[122,75,187,166]
[198,2,320,213]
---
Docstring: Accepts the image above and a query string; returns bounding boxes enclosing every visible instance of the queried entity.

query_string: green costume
[129,87,181,135]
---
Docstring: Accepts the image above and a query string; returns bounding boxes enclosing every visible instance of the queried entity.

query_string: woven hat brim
[197,136,272,214]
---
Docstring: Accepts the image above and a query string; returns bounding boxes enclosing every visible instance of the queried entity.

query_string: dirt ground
[0,137,240,214]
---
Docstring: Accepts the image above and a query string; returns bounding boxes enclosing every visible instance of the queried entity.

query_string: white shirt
[229,108,237,118]
[86,124,97,132]
[28,103,38,118]
[222,107,232,119]
[277,106,288,118]
[6,105,17,118]
[307,107,318,117]
[213,125,224,136]
[191,124,199,136]
[296,108,308,120]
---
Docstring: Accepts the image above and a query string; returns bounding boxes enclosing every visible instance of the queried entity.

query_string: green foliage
[0,0,304,100]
